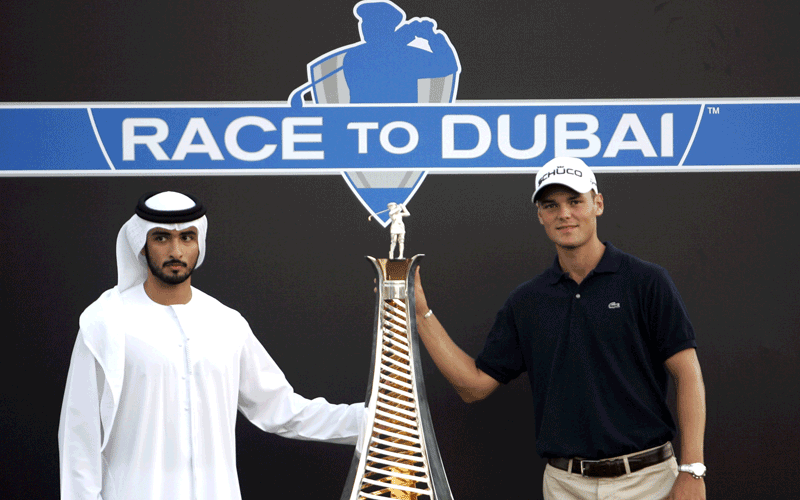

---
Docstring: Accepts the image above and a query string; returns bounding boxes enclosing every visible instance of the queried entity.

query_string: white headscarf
[115,191,208,292]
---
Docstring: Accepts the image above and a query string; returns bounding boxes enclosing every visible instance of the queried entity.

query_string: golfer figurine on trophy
[369,203,411,260]
[344,204,453,500]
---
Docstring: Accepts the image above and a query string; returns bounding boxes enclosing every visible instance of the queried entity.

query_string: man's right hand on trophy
[413,267,431,320]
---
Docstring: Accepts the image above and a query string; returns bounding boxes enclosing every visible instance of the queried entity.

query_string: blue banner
[2,0,799,222]
[3,101,799,174]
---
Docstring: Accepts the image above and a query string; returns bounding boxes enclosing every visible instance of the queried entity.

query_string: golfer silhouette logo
[292,0,460,106]
[290,0,461,225]
[346,1,459,103]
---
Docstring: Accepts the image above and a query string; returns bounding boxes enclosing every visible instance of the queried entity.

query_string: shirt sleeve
[647,266,697,361]
[237,328,365,445]
[58,331,105,500]
[475,296,527,384]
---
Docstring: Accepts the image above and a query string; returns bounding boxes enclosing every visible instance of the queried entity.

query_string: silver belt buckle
[579,458,603,477]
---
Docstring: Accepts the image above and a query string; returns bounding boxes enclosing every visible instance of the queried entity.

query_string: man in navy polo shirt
[413,157,706,500]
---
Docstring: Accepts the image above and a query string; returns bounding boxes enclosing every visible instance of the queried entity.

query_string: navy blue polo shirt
[475,243,696,459]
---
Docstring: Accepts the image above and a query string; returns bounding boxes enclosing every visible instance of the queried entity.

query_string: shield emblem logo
[290,0,460,226]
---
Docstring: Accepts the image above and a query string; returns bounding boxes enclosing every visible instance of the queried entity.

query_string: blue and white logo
[290,0,461,225]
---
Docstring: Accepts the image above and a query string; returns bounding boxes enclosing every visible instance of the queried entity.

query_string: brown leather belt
[548,442,673,478]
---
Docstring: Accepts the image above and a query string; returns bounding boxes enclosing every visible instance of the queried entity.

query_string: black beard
[144,246,196,285]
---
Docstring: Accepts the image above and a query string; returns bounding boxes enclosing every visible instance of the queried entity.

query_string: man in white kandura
[387,202,410,260]
[58,191,365,500]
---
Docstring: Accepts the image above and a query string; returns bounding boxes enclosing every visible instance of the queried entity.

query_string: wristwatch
[677,463,707,479]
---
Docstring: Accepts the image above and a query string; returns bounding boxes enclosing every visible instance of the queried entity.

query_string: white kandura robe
[58,285,365,500]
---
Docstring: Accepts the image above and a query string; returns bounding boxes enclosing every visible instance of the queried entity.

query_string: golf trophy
[340,208,453,500]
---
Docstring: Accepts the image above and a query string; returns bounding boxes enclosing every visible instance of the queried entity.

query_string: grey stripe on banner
[319,56,342,80]
[418,79,431,104]
[350,171,422,189]
[441,74,453,103]
[429,77,445,103]
[337,64,351,103]
[399,170,416,188]
[354,171,371,188]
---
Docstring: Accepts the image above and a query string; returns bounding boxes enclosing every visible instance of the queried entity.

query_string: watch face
[681,463,706,478]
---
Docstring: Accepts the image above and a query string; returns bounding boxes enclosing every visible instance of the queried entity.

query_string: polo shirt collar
[544,242,623,285]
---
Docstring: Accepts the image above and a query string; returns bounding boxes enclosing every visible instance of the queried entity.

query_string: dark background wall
[1,1,799,499]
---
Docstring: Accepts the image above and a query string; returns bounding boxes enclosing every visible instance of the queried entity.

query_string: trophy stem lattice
[341,255,453,500]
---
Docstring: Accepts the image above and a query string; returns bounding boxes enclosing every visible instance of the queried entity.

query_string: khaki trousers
[543,456,678,500]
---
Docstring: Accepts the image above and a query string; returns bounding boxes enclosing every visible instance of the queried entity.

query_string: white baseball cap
[531,157,598,203]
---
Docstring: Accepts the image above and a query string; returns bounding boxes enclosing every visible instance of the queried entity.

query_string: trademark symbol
[708,106,720,114]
